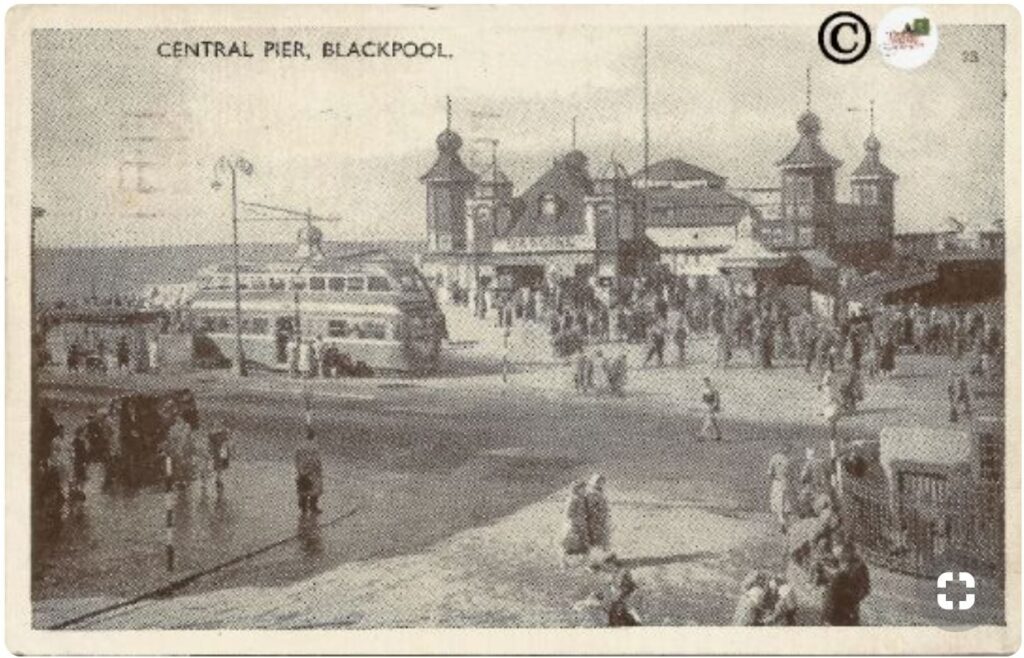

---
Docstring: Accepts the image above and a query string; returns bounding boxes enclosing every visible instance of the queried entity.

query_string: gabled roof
[634,158,726,187]
[505,153,593,238]
[643,186,751,228]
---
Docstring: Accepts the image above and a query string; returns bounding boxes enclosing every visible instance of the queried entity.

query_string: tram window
[269,278,286,291]
[251,277,267,290]
[347,277,365,292]
[367,276,392,292]
[357,320,387,340]
[309,277,326,291]
[290,278,307,291]
[327,320,349,338]
[242,318,268,335]
[328,277,345,291]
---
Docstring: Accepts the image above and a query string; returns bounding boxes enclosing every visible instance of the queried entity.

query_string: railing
[840,469,1003,578]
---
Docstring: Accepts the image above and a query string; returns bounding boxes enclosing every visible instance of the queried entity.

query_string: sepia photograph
[6,4,1019,654]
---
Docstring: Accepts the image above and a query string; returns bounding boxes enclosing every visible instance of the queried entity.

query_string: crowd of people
[554,454,870,627]
[32,393,225,524]
[282,334,375,379]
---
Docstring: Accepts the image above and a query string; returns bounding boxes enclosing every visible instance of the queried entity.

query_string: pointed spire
[779,66,838,169]
[421,95,477,183]
[852,100,896,181]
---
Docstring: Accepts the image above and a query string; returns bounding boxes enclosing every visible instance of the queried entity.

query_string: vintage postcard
[6,4,1020,654]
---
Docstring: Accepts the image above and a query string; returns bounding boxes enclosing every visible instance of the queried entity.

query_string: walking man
[767,447,792,534]
[947,369,972,422]
[699,376,722,441]
[294,427,323,515]
[644,316,666,367]
[672,317,688,366]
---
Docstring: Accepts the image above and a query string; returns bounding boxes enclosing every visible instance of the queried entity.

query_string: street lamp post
[212,156,255,377]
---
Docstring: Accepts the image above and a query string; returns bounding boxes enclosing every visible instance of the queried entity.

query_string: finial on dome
[797,110,821,136]
[436,128,463,153]
[434,95,464,153]
[562,149,588,171]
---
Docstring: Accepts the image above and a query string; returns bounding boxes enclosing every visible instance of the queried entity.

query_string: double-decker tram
[189,233,444,375]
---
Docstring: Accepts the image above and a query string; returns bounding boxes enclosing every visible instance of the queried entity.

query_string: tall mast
[643,26,651,234]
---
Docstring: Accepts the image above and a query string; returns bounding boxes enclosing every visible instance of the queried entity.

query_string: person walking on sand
[732,571,768,625]
[798,446,831,515]
[294,427,323,515]
[643,316,666,367]
[560,481,589,567]
[768,447,793,534]
[585,473,612,565]
[672,317,688,366]
[699,376,722,441]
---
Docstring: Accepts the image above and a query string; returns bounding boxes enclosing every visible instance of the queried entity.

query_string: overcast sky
[32,23,1005,247]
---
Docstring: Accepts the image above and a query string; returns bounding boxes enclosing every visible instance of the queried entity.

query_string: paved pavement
[32,343,1003,628]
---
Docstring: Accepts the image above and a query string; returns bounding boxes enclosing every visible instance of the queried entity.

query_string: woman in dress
[560,480,589,566]
[585,473,612,564]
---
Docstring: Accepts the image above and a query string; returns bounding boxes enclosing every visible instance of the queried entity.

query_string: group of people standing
[757,442,872,626]
[571,350,628,395]
[283,334,374,379]
[34,398,232,524]
[560,475,642,626]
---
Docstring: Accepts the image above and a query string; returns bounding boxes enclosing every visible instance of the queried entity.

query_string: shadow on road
[621,550,715,569]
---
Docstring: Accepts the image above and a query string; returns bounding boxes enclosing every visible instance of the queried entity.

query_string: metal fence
[840,440,1004,578]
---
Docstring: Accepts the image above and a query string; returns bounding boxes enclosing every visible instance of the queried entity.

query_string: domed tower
[420,99,478,253]
[775,108,841,250]
[851,130,898,242]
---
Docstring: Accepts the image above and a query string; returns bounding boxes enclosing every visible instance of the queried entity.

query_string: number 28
[962,50,980,63]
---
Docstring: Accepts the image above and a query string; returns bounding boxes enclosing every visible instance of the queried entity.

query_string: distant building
[753,106,897,266]
[420,125,641,297]
[636,159,754,280]
[419,92,926,299]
